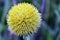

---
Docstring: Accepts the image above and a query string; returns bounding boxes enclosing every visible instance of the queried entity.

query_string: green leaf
[47,31,53,40]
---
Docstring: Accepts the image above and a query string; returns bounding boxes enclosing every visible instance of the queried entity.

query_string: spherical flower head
[7,3,41,35]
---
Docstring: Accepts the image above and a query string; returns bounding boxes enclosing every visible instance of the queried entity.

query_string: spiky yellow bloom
[7,3,41,35]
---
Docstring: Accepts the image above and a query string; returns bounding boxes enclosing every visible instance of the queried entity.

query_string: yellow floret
[7,3,41,35]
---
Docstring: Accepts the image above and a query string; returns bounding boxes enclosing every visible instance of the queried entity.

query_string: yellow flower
[7,3,41,35]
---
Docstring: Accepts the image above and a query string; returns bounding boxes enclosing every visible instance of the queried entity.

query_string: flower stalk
[41,0,46,19]
[34,0,46,40]
[13,0,17,5]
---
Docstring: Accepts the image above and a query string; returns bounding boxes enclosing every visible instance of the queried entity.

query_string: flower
[7,3,41,35]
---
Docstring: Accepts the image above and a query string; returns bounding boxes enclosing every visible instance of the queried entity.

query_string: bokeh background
[0,0,60,40]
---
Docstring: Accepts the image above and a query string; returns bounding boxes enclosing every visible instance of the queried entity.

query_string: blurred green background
[0,0,60,40]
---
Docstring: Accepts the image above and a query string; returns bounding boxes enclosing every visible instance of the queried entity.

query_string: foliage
[0,0,60,40]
